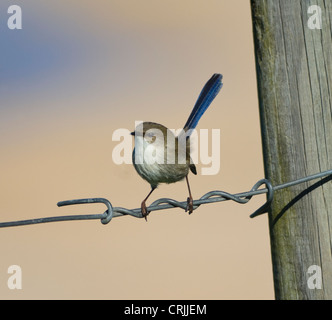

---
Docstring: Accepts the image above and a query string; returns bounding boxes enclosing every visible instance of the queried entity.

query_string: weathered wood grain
[251,0,332,299]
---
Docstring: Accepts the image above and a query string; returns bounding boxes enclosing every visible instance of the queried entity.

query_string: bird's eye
[144,133,156,143]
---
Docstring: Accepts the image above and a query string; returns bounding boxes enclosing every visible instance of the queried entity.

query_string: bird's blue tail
[183,73,223,134]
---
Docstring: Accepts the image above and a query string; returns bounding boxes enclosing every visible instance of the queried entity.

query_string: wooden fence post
[250,0,332,299]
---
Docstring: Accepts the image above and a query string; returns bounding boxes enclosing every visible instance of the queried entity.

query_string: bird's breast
[132,137,189,186]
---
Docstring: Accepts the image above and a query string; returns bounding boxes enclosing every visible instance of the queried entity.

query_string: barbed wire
[0,169,331,228]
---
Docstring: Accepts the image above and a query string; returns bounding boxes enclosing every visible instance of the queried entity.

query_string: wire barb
[0,169,331,228]
[57,198,113,224]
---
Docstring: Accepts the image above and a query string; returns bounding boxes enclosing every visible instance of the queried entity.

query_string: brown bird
[131,74,223,220]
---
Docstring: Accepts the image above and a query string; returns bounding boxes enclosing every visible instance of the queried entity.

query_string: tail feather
[183,73,223,134]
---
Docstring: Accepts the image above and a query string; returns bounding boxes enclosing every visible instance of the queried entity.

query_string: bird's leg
[185,175,194,214]
[141,186,156,221]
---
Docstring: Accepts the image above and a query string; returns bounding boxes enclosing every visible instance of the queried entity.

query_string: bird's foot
[141,201,150,222]
[186,196,194,215]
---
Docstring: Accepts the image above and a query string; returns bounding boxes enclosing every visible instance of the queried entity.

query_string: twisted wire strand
[0,169,331,228]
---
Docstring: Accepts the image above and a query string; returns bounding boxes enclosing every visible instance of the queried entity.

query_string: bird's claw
[141,202,150,222]
[186,197,194,214]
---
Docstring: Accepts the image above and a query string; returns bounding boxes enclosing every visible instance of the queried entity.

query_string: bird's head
[131,122,171,145]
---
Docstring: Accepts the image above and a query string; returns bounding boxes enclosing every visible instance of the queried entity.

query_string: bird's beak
[130,131,135,136]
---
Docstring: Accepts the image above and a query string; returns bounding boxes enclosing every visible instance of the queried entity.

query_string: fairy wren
[131,73,223,220]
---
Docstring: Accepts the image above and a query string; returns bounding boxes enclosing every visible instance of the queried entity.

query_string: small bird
[131,73,223,220]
